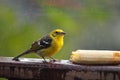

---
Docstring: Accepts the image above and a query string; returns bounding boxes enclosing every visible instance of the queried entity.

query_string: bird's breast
[37,38,63,57]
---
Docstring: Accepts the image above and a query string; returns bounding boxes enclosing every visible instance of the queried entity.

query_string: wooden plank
[0,57,120,80]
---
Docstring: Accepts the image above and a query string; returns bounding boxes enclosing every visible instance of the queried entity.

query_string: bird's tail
[12,49,32,61]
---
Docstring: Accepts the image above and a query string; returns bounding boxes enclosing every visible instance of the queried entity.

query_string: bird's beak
[61,32,66,35]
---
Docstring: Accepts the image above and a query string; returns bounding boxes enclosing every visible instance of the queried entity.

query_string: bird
[12,29,66,62]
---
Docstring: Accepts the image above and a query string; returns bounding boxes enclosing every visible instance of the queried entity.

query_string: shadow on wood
[0,57,120,80]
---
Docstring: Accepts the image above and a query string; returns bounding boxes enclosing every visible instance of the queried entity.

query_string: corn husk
[70,50,120,64]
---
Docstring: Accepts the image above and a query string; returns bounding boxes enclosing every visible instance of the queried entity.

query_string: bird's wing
[31,35,52,52]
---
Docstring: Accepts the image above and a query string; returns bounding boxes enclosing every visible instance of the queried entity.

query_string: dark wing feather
[31,35,52,52]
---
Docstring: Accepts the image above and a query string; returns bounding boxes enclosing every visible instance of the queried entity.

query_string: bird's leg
[49,56,55,60]
[49,57,56,62]
[41,56,47,63]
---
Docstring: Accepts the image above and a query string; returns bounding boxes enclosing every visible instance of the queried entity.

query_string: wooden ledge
[0,57,120,80]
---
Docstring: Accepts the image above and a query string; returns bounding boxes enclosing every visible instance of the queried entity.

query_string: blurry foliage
[0,5,40,57]
[45,7,78,33]
[0,0,120,60]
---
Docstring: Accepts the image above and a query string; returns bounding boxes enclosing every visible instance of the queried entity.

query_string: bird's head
[50,29,66,38]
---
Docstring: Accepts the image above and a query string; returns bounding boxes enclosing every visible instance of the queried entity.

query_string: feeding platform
[0,57,120,80]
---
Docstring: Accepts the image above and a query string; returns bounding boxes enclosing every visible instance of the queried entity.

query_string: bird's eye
[55,31,59,34]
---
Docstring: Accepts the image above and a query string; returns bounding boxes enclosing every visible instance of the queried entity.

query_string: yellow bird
[12,29,66,61]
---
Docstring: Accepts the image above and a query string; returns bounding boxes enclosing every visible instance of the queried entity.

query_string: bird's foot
[49,57,57,62]
[42,61,47,63]
[49,59,56,62]
[12,58,20,61]
[49,59,61,63]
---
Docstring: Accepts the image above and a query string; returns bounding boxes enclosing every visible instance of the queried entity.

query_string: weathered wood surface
[0,57,120,80]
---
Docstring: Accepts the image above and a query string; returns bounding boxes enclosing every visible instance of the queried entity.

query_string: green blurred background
[1,0,120,58]
[0,0,120,79]
[1,0,120,59]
